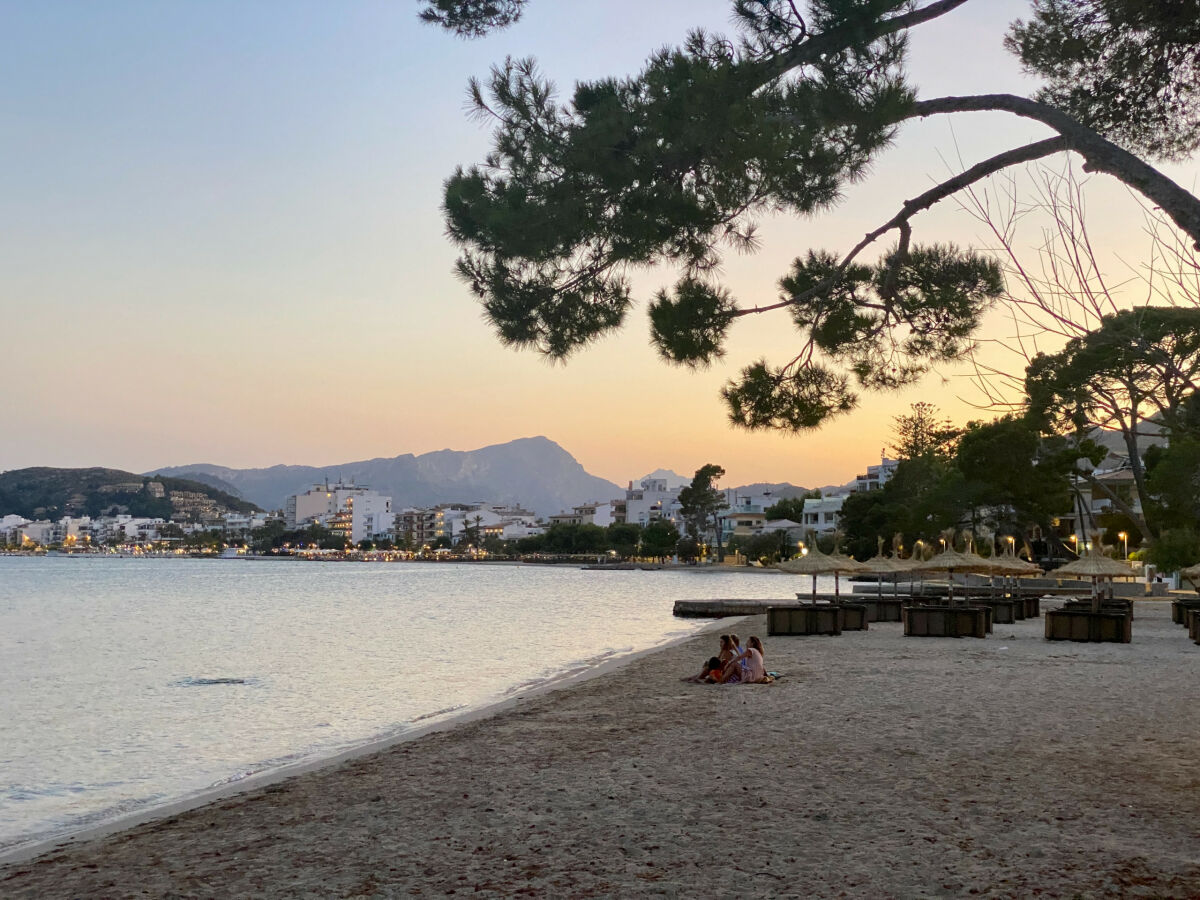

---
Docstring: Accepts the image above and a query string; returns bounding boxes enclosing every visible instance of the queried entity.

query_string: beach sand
[4,601,1200,898]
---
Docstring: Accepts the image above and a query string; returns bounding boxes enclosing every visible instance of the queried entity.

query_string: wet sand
[4,601,1200,898]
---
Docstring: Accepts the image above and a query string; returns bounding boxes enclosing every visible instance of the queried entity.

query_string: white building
[443,502,545,545]
[219,512,273,538]
[1,514,30,545]
[719,493,767,544]
[59,516,94,542]
[801,495,848,535]
[547,500,625,529]
[855,456,899,493]
[624,477,682,528]
[18,520,57,546]
[287,481,393,544]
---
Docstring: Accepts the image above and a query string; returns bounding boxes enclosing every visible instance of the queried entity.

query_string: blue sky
[3,1,1197,488]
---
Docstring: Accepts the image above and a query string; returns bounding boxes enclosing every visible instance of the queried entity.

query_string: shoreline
[0,616,735,868]
[4,602,1199,897]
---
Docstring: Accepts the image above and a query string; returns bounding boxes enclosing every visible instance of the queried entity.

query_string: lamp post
[1118,531,1128,559]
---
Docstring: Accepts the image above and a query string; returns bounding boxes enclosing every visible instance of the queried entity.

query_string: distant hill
[728,482,818,501]
[0,467,261,520]
[633,469,691,490]
[151,437,625,516]
[636,472,820,500]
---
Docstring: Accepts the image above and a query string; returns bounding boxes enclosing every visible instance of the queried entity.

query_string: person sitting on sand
[726,633,742,662]
[682,656,724,683]
[717,634,736,666]
[720,636,769,684]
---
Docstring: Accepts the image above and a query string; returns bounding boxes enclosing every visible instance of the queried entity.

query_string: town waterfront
[0,556,799,855]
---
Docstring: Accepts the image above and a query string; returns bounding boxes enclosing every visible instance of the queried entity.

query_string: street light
[1118,531,1128,559]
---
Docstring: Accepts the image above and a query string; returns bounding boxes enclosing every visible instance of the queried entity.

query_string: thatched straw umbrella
[1055,538,1136,611]
[777,534,866,600]
[911,533,999,604]
[892,539,934,595]
[990,551,1042,577]
[988,549,1043,599]
[859,537,909,599]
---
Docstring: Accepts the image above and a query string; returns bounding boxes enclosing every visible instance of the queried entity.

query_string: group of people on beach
[684,633,773,685]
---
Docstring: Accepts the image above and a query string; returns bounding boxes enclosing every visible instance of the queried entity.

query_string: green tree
[838,454,966,557]
[676,536,702,562]
[954,415,1081,548]
[1146,438,1200,537]
[891,402,958,461]
[676,464,729,558]
[640,519,681,560]
[1025,307,1200,541]
[514,533,545,554]
[837,490,893,560]
[540,522,578,553]
[763,496,806,523]
[1144,527,1200,575]
[574,523,608,554]
[481,534,508,554]
[425,0,1200,430]
[315,528,348,551]
[752,529,796,564]
[606,522,642,559]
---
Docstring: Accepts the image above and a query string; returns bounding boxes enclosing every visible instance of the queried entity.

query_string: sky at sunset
[4,1,1199,490]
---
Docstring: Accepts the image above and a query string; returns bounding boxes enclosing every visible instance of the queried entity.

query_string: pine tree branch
[735,136,1067,318]
[912,94,1200,247]
[762,0,973,81]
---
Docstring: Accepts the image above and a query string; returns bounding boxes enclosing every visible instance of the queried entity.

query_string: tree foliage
[1025,307,1200,538]
[1007,0,1200,160]
[428,0,1200,432]
[764,496,807,522]
[1145,437,1200,537]
[676,464,729,540]
[640,518,681,559]
[890,402,958,460]
[955,414,1082,537]
[1026,308,1200,440]
[840,412,1082,557]
[606,522,643,558]
[416,0,526,37]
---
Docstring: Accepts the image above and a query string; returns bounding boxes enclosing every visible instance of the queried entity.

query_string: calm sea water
[0,556,805,853]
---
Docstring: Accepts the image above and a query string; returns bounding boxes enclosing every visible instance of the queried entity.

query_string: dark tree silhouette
[422,0,1200,429]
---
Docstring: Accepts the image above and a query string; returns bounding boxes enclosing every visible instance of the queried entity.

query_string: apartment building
[800,495,847,535]
[624,477,682,528]
[395,507,447,546]
[287,481,393,544]
[854,456,899,493]
[547,500,626,528]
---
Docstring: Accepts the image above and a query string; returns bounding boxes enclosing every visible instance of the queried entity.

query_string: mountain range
[148,438,821,517]
[0,467,259,521]
[149,437,626,516]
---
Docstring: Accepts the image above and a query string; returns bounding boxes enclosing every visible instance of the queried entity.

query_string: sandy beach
[4,600,1200,898]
